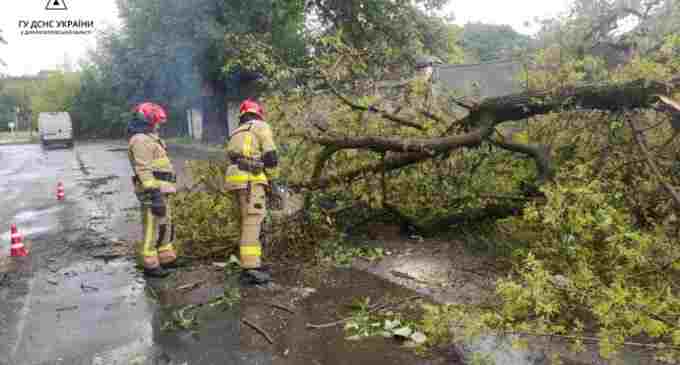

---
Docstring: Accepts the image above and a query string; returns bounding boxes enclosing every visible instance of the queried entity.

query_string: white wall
[186,108,203,140]
[227,101,240,136]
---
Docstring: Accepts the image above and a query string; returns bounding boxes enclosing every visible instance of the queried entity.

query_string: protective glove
[268,179,286,210]
[270,179,283,194]
[149,189,166,217]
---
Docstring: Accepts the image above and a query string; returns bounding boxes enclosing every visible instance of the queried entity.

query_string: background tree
[305,0,458,77]
[29,71,80,123]
[461,22,532,62]
[70,0,306,139]
[0,78,38,132]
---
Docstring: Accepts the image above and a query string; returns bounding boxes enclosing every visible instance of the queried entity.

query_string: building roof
[434,60,526,100]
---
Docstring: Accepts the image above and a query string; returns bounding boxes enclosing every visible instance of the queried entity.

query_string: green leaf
[384,319,401,331]
[393,326,413,338]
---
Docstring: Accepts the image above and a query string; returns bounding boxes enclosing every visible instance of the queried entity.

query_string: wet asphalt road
[0,142,259,365]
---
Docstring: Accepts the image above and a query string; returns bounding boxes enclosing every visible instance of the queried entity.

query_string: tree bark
[464,78,679,127]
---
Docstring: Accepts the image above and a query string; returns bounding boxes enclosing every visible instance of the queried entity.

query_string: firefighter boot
[239,268,272,286]
[161,256,192,269]
[144,266,172,278]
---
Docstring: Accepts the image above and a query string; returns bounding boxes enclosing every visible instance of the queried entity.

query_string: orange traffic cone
[57,182,65,201]
[10,224,28,257]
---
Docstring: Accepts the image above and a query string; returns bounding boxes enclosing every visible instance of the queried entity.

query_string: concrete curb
[0,139,38,146]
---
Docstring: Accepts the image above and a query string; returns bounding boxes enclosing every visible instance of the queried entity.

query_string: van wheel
[67,142,74,148]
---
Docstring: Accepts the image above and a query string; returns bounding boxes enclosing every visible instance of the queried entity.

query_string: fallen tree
[291,76,680,192]
[271,74,680,240]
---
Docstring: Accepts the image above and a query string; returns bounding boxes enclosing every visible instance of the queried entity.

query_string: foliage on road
[343,296,426,345]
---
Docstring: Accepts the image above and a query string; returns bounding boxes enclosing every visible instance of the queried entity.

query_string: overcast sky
[0,0,571,77]
[447,0,571,33]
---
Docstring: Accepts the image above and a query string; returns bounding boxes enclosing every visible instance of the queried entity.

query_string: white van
[38,112,74,148]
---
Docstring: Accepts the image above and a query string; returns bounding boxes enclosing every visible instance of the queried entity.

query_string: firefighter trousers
[232,184,267,269]
[137,197,177,270]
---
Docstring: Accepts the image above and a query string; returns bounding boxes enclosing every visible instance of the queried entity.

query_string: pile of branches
[169,161,337,261]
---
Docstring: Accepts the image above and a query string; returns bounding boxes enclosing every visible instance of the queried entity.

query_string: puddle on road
[75,152,92,176]
[12,255,240,365]
[106,148,129,152]
[131,278,240,364]
[13,206,64,223]
[77,175,119,190]
[0,168,23,177]
[240,265,464,365]
[349,239,659,365]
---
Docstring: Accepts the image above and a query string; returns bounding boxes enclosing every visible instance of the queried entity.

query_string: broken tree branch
[419,204,525,236]
[312,146,341,181]
[294,76,680,191]
[417,108,448,125]
[323,73,426,131]
[304,152,432,190]
[505,330,680,351]
[466,78,680,127]
[627,116,680,210]
[489,139,555,183]
[305,125,491,154]
[242,318,275,344]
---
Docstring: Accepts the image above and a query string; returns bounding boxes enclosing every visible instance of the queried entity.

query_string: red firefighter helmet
[134,102,168,126]
[239,99,264,120]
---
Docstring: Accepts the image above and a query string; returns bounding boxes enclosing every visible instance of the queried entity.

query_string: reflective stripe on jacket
[224,120,278,191]
[128,132,176,192]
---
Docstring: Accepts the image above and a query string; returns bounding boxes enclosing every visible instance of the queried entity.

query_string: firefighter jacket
[224,119,279,191]
[128,132,177,194]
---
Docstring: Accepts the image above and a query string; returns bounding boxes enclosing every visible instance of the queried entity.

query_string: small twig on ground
[242,318,275,344]
[268,302,296,314]
[306,295,423,329]
[80,283,99,292]
[56,305,79,312]
[178,281,202,291]
[390,270,431,285]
